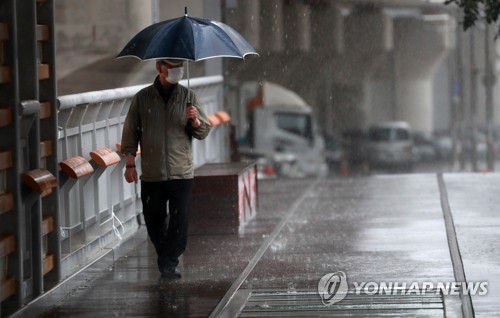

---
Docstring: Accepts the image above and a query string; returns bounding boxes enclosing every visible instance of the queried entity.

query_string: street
[15,171,500,317]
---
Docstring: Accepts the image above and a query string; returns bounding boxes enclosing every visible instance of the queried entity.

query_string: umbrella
[116,7,258,101]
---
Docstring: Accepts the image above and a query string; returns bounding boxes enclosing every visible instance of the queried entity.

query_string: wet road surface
[11,173,500,317]
[443,173,500,318]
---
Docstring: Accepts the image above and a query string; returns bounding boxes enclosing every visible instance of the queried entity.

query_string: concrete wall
[55,0,219,95]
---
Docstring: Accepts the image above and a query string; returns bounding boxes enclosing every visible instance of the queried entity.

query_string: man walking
[121,59,211,278]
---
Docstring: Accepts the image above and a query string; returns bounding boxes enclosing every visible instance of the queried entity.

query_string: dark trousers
[141,179,193,271]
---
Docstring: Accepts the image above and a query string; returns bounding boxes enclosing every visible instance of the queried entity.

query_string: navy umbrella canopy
[116,10,258,61]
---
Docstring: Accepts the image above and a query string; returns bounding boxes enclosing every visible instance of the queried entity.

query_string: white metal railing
[55,75,227,277]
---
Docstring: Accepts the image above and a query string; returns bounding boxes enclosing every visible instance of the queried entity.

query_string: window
[273,112,313,140]
[369,128,410,142]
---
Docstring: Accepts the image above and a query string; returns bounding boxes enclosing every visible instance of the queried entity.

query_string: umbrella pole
[187,60,191,104]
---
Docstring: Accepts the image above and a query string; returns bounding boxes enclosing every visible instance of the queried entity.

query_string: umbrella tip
[185,6,187,16]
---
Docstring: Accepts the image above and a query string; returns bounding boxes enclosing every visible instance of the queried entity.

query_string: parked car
[432,131,453,160]
[366,121,414,171]
[412,130,439,162]
[324,135,344,170]
[462,130,488,160]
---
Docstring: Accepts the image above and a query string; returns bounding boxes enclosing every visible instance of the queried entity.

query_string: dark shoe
[161,267,182,279]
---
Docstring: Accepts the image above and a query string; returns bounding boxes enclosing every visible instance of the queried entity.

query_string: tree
[445,0,500,33]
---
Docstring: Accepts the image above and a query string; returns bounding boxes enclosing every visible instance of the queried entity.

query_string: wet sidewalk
[11,173,500,317]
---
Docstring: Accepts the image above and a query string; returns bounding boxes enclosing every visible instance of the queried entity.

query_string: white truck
[238,81,328,178]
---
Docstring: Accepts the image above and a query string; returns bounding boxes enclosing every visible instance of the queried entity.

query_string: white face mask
[166,67,184,84]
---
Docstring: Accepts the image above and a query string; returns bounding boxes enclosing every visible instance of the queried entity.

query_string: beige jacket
[120,81,211,181]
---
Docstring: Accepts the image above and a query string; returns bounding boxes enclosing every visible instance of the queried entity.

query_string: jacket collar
[154,75,181,102]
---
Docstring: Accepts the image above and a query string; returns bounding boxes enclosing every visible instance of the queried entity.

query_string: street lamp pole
[469,29,479,172]
[484,23,495,171]
[451,6,467,171]
[451,10,465,171]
